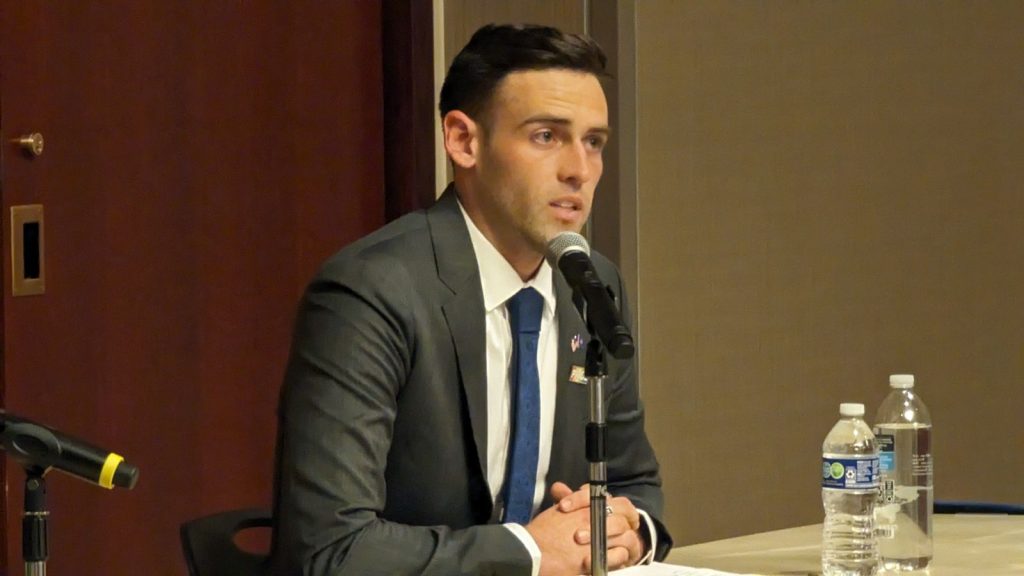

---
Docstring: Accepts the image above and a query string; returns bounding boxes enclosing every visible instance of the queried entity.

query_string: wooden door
[0,2,384,573]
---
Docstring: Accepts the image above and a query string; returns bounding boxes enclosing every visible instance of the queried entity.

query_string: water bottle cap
[839,403,865,417]
[889,374,915,389]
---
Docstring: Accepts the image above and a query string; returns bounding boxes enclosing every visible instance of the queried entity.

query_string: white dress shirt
[458,202,655,574]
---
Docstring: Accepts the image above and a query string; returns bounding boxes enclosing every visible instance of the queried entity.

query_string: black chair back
[180,508,273,576]
[935,500,1024,514]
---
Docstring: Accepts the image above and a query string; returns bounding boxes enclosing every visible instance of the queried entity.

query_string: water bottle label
[876,433,895,473]
[880,478,896,503]
[913,452,933,478]
[822,456,879,489]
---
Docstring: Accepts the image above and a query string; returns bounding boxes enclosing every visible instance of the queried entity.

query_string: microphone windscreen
[545,232,590,267]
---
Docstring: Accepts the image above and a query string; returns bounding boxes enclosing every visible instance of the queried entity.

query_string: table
[665,514,1024,575]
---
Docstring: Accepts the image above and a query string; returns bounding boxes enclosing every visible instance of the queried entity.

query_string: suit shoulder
[589,249,623,283]
[315,211,433,289]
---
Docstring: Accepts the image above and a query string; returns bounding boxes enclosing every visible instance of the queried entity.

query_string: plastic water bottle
[873,374,933,571]
[822,402,879,576]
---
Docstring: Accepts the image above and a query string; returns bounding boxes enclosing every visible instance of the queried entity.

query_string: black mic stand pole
[23,467,48,576]
[585,337,608,576]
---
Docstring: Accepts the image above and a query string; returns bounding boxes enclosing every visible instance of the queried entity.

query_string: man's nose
[557,141,593,187]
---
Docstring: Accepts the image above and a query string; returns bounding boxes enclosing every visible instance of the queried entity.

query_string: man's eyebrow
[520,115,612,136]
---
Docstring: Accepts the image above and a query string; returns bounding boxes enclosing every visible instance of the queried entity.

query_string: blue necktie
[502,287,544,524]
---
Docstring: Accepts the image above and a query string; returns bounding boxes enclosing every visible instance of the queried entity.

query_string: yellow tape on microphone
[99,453,124,489]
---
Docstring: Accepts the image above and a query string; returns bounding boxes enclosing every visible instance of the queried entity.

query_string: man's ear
[443,111,480,169]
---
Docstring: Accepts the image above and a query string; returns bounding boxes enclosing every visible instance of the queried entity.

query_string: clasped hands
[525,481,645,576]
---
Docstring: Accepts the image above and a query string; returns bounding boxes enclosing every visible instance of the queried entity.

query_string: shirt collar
[458,199,556,315]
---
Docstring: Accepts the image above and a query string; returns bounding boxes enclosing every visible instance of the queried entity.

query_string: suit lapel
[429,187,594,512]
[429,187,490,493]
[547,271,590,502]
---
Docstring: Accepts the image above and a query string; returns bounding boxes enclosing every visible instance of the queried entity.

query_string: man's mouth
[549,198,583,221]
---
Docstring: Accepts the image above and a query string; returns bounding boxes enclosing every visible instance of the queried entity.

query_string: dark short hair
[438,23,607,123]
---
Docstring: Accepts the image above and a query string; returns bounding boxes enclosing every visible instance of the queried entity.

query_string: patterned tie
[502,287,544,524]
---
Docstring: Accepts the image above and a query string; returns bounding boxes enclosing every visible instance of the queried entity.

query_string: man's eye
[533,130,555,143]
[586,136,606,150]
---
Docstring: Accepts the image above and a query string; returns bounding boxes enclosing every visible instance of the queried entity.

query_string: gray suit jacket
[272,187,671,575]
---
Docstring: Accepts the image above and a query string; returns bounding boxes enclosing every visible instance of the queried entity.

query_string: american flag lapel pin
[570,333,583,353]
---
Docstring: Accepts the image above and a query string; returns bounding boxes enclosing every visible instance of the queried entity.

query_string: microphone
[545,232,635,359]
[0,411,139,490]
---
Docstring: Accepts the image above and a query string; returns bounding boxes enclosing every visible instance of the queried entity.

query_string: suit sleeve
[272,257,532,576]
[601,262,675,560]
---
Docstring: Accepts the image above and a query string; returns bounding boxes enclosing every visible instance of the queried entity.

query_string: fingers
[549,481,574,503]
[606,496,641,531]
[579,533,642,569]
[556,488,640,534]
[584,545,632,572]
[573,514,634,544]
[535,486,646,574]
[573,515,644,568]
[525,505,591,576]
[608,545,633,570]
[557,483,591,512]
[613,529,644,567]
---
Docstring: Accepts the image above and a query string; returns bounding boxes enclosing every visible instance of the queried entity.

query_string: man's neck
[454,187,544,281]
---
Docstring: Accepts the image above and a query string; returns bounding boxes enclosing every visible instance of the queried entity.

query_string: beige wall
[442,0,585,60]
[636,2,1024,545]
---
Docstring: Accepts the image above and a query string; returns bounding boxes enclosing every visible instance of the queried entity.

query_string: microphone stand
[567,269,633,576]
[585,337,608,576]
[0,412,139,575]
[22,467,49,576]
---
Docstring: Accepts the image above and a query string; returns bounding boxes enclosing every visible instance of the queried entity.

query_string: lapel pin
[570,333,584,353]
[569,365,587,385]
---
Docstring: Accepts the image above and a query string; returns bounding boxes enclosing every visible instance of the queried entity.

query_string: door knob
[13,133,45,157]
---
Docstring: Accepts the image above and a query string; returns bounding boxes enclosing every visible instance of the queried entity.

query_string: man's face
[465,69,609,261]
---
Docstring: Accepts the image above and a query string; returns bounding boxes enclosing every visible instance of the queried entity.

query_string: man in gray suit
[272,24,671,576]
